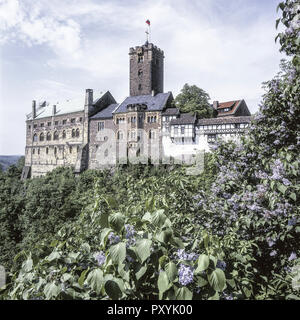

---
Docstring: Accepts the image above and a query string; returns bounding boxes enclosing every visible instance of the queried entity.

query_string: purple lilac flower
[267,238,276,247]
[216,260,226,271]
[108,232,120,245]
[270,250,277,257]
[125,224,136,247]
[282,178,291,186]
[95,251,106,266]
[288,218,297,226]
[176,249,199,261]
[288,252,297,261]
[178,264,194,286]
[223,293,233,300]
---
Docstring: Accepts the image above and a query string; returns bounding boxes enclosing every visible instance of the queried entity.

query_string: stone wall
[25,110,86,177]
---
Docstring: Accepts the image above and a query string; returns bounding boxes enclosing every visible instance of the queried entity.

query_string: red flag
[146,20,150,26]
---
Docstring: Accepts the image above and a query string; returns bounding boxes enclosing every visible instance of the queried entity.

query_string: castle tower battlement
[129,42,164,97]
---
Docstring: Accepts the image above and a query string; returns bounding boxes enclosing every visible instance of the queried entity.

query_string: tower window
[138,84,142,91]
[138,69,143,77]
[138,55,144,63]
[98,122,104,131]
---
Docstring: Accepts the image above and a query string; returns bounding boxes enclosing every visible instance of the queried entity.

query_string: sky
[0,0,285,155]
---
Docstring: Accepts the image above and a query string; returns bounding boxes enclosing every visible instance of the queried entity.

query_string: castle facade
[23,42,252,179]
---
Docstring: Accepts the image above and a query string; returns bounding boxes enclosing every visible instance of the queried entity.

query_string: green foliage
[0,0,299,301]
[173,83,216,118]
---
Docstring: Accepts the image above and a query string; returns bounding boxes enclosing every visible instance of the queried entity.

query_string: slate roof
[91,104,119,119]
[114,92,172,114]
[170,113,196,125]
[26,93,104,120]
[162,108,180,116]
[197,116,253,126]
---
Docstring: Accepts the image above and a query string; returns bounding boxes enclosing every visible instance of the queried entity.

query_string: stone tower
[129,42,164,96]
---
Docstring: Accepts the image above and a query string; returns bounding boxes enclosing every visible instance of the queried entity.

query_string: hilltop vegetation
[0,156,23,172]
[0,0,299,300]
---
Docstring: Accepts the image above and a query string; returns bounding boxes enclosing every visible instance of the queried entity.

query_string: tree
[173,84,216,118]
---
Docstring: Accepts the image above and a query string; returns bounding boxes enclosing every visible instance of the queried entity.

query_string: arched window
[47,132,51,141]
[117,131,123,140]
[72,129,76,138]
[62,130,66,139]
[138,84,142,91]
[76,128,80,137]
[46,147,49,154]
[54,147,57,155]
[53,131,59,140]
[33,134,37,142]
[138,69,143,77]
[38,148,40,155]
[40,133,44,142]
[32,148,35,154]
[149,130,156,139]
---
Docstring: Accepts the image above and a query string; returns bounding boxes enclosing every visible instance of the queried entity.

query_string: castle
[22,41,252,179]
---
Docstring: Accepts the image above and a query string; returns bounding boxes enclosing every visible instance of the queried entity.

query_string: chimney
[32,100,36,119]
[213,101,219,110]
[85,89,93,107]
[52,105,56,116]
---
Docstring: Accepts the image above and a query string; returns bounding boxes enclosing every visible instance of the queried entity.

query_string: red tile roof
[217,100,241,117]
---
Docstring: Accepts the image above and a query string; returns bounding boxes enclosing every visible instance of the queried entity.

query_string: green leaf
[61,273,73,282]
[195,254,209,273]
[105,280,122,300]
[142,211,152,223]
[158,271,170,297]
[278,184,287,195]
[290,193,296,201]
[196,276,208,288]
[152,209,167,228]
[46,251,61,262]
[109,242,126,265]
[208,291,219,300]
[157,228,173,243]
[208,269,226,292]
[175,287,193,300]
[44,282,60,299]
[100,228,114,246]
[78,269,89,287]
[109,212,125,232]
[23,259,33,272]
[103,195,118,210]
[135,239,152,263]
[86,269,104,294]
[166,262,177,282]
[135,265,147,281]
